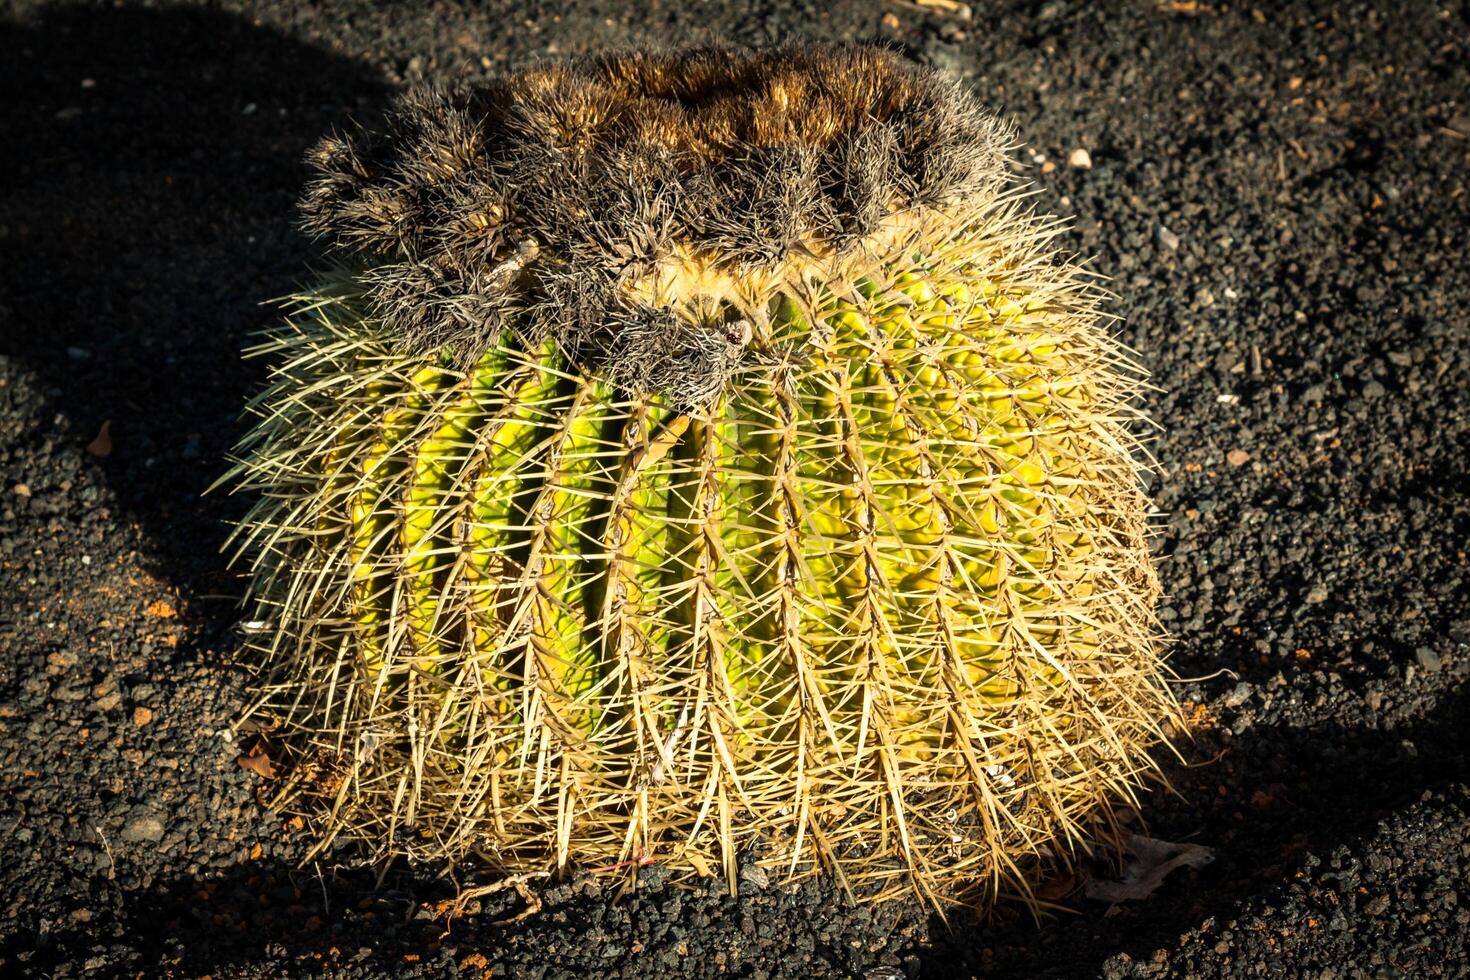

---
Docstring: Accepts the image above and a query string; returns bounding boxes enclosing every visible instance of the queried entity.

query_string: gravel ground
[3,1,1468,977]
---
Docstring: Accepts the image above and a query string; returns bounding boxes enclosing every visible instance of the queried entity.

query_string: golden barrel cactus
[225,43,1179,910]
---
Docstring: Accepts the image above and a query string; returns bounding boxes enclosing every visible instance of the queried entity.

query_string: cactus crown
[300,43,1014,406]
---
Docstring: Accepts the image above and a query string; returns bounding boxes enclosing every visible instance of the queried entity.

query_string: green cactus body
[229,220,1173,906]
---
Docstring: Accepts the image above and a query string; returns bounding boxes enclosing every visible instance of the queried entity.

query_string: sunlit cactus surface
[225,43,1179,910]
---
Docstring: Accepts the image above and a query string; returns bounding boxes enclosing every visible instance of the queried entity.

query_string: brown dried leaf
[1084,834,1214,904]
[86,420,113,457]
[1035,873,1079,902]
[237,752,276,779]
[685,852,714,878]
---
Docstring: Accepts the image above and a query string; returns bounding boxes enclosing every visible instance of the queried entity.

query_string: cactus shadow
[913,674,1469,977]
[10,680,1457,977]
[0,3,389,634]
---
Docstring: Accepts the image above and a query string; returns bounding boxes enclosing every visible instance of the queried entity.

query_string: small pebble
[120,813,167,843]
[1223,682,1254,708]
[739,863,770,890]
[1068,147,1093,169]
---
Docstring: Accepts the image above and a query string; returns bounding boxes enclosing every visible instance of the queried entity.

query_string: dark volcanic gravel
[3,1,1469,977]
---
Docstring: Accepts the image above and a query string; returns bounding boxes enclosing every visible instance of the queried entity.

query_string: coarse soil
[2,1,1468,977]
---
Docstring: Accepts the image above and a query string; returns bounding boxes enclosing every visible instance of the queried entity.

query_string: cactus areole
[225,43,1179,911]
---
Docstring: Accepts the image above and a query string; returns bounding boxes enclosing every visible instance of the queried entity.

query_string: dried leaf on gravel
[238,752,276,779]
[1084,834,1215,904]
[86,420,113,457]
[1035,872,1080,901]
[685,851,714,878]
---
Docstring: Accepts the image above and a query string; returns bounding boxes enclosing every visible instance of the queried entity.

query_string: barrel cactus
[225,43,1179,911]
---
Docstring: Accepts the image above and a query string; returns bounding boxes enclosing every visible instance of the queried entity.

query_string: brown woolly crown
[300,43,1015,406]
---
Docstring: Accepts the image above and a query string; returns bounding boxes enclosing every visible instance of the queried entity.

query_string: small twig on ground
[94,825,116,881]
[314,860,331,917]
[590,851,657,874]
[441,871,551,929]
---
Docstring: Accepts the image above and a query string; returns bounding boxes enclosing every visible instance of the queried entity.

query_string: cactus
[224,43,1179,911]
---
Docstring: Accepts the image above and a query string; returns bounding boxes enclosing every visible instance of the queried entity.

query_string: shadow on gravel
[917,676,1470,977]
[39,678,1452,977]
[0,4,387,626]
